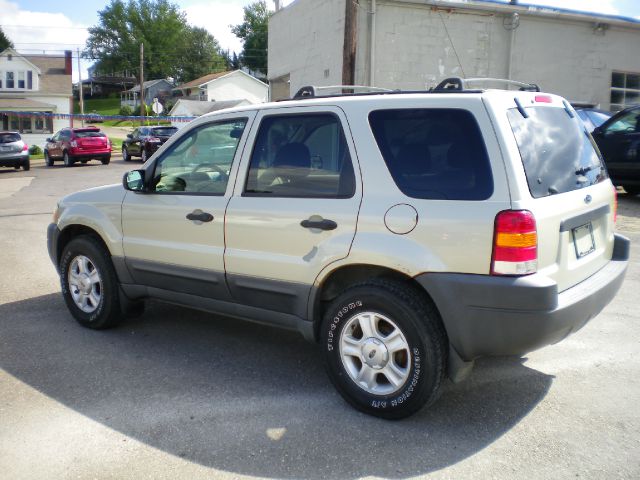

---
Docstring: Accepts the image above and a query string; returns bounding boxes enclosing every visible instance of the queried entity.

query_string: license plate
[0,146,10,152]
[572,222,595,259]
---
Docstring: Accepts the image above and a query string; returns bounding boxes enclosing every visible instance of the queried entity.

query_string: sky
[1,0,639,81]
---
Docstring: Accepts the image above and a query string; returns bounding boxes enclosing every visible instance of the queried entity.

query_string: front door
[594,108,640,183]
[121,113,255,299]
[224,106,362,318]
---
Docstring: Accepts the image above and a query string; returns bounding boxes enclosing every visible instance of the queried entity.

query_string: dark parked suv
[592,105,640,195]
[44,127,112,167]
[122,126,178,162]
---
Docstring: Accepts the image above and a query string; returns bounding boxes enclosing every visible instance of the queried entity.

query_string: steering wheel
[190,163,228,182]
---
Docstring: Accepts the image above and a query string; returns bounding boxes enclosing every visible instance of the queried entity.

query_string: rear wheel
[122,147,129,161]
[59,235,123,329]
[321,279,447,419]
[22,158,30,171]
[44,151,53,166]
[624,185,640,196]
[141,148,148,162]
[63,151,73,167]
[14,164,20,170]
[101,155,111,165]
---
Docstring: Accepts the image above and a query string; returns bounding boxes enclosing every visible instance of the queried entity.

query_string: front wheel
[321,279,447,419]
[63,151,73,167]
[44,151,53,166]
[122,147,129,161]
[59,236,123,329]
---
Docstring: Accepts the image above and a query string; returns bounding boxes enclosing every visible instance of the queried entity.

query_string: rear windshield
[75,130,105,138]
[151,127,178,136]
[0,133,21,143]
[507,107,608,198]
[369,109,493,200]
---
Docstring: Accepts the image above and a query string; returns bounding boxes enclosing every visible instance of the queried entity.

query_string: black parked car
[591,105,640,195]
[575,107,612,133]
[122,126,178,162]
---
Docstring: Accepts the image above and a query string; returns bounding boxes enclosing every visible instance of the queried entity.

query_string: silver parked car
[0,131,30,171]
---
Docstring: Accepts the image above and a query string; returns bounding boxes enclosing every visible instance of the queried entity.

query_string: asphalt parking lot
[0,158,639,479]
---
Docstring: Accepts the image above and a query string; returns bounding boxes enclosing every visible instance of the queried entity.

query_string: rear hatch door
[493,93,615,292]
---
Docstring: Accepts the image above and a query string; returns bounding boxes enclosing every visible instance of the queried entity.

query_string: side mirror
[592,126,602,136]
[46,137,52,142]
[123,170,146,192]
[126,133,133,139]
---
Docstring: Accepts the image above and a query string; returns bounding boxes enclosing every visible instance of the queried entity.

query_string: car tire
[320,278,447,419]
[14,164,20,169]
[122,147,129,162]
[59,235,123,330]
[623,185,640,196]
[63,151,73,167]
[141,148,148,163]
[44,151,53,166]
[22,158,30,171]
[101,155,111,165]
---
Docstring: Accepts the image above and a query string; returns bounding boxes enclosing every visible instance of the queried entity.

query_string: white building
[268,0,640,111]
[168,99,251,128]
[173,70,269,104]
[0,48,73,147]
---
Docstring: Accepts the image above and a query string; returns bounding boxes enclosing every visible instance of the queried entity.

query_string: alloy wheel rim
[68,255,102,313]
[339,311,411,395]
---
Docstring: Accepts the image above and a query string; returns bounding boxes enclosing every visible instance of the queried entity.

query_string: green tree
[85,0,226,82]
[0,27,14,51]
[231,0,271,76]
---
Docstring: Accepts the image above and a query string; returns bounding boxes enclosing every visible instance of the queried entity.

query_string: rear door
[498,94,615,292]
[224,106,361,317]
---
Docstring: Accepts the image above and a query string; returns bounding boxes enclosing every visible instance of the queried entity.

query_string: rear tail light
[613,185,618,224]
[491,210,537,276]
[22,143,28,151]
[70,140,78,148]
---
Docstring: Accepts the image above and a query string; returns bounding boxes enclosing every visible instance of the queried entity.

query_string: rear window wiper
[575,165,600,176]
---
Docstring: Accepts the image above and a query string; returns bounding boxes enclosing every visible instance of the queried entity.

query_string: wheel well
[312,264,436,340]
[56,225,110,267]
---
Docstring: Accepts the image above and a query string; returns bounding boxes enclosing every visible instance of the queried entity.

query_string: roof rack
[293,85,394,99]
[433,77,540,92]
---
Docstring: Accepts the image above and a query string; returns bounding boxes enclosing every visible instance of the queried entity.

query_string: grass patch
[74,97,121,115]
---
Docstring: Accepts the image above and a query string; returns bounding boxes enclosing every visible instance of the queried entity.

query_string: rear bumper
[416,234,629,361]
[0,153,28,166]
[69,149,111,159]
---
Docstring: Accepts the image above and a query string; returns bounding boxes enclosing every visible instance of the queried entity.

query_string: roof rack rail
[293,85,394,99]
[433,77,540,92]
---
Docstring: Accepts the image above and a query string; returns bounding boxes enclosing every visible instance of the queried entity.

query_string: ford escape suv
[47,78,629,419]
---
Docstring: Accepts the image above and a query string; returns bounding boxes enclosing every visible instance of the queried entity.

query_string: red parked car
[44,127,112,167]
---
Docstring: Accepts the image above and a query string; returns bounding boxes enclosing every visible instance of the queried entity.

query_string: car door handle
[300,218,338,230]
[186,210,214,222]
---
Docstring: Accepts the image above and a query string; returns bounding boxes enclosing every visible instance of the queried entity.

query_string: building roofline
[0,48,43,74]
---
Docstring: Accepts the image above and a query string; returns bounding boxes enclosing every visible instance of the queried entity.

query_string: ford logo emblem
[584,195,592,204]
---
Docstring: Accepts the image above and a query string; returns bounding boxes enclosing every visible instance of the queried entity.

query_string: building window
[6,72,14,88]
[18,71,25,89]
[27,71,32,89]
[9,115,19,131]
[611,71,640,112]
[35,116,45,131]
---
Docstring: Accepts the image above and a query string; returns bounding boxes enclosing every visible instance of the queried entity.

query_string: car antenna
[436,8,466,78]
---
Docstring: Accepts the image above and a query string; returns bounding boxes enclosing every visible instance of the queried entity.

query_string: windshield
[0,133,21,143]
[75,130,105,138]
[151,127,178,136]
[507,106,608,198]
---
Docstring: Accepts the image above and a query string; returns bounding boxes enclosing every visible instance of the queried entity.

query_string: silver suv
[47,79,629,419]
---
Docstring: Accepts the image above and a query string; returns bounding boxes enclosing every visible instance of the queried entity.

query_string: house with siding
[173,70,269,104]
[0,48,73,147]
[120,79,174,109]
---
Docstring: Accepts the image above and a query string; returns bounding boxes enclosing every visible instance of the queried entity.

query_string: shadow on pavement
[0,294,553,479]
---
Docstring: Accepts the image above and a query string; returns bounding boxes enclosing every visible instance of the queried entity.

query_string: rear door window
[368,109,493,200]
[75,130,105,138]
[507,107,608,198]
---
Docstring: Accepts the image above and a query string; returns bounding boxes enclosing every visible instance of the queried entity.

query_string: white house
[168,99,250,128]
[173,70,269,104]
[0,48,73,147]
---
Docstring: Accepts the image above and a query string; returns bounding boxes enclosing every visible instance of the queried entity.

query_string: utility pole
[342,0,358,87]
[77,48,85,127]
[139,43,145,125]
